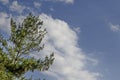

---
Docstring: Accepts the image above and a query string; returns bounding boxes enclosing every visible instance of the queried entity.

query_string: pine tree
[0,14,54,80]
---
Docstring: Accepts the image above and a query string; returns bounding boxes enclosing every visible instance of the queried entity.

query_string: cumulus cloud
[10,1,25,14]
[0,12,10,33]
[0,0,9,5]
[0,12,100,80]
[109,23,120,32]
[34,2,41,8]
[44,0,74,4]
[37,13,100,80]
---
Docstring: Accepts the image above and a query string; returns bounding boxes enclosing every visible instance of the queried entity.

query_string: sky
[0,0,120,80]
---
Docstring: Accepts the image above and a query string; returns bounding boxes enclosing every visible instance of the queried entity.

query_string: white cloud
[10,1,25,14]
[44,0,74,4]
[58,0,74,4]
[34,2,41,8]
[0,13,26,34]
[0,0,9,5]
[0,12,100,80]
[37,13,100,80]
[15,15,26,24]
[0,12,10,33]
[74,27,81,33]
[50,7,54,11]
[62,0,74,4]
[109,23,120,32]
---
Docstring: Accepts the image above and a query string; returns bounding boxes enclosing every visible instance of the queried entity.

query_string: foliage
[0,14,54,80]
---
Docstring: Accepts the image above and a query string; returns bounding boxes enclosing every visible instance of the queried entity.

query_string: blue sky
[0,0,120,80]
